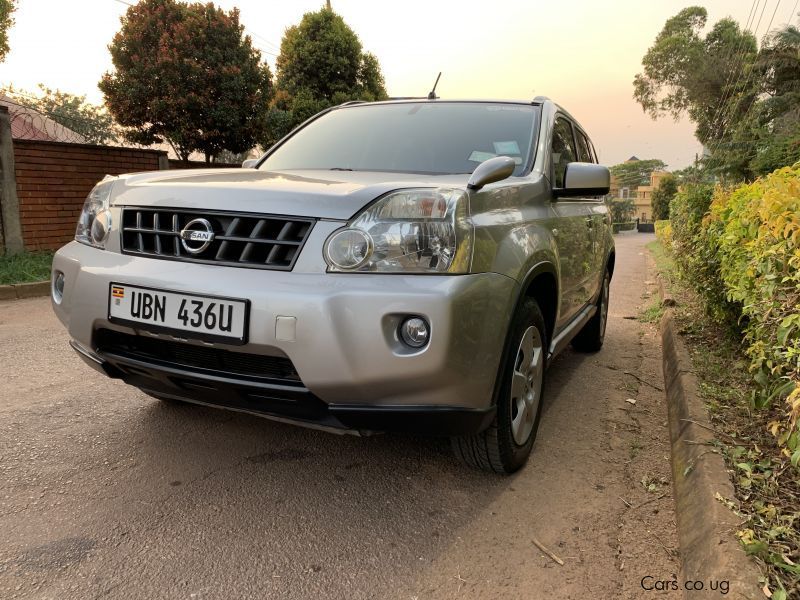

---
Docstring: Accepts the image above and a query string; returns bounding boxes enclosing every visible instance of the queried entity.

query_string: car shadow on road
[66,350,590,595]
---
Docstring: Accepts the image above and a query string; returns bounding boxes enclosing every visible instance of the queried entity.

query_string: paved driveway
[0,232,678,599]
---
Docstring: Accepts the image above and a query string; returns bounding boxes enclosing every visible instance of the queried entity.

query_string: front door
[549,116,595,328]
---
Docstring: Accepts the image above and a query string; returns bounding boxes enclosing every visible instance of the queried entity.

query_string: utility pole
[326,0,331,9]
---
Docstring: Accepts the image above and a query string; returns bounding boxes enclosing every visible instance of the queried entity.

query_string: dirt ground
[0,231,680,599]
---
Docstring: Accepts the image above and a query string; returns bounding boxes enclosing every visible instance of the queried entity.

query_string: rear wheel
[451,298,547,474]
[571,270,610,353]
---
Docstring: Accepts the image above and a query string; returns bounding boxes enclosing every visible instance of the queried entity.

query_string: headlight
[324,188,472,273]
[75,178,115,249]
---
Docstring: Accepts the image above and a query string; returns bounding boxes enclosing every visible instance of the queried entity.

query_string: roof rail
[532,95,550,104]
[338,100,367,107]
[387,96,428,100]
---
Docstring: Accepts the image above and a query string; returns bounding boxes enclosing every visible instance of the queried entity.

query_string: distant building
[607,156,669,222]
[634,170,669,222]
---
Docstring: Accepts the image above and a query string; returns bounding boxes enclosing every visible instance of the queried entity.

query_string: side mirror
[242,158,259,169]
[467,156,516,190]
[554,162,610,197]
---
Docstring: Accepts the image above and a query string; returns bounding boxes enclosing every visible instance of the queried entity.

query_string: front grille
[95,329,303,385]
[120,208,314,270]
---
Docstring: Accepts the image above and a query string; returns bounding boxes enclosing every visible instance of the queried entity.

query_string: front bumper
[53,241,517,434]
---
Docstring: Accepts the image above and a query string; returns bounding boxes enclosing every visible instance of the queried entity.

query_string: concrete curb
[660,311,762,599]
[0,280,49,301]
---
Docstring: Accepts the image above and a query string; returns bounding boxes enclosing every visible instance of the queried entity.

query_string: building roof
[0,94,87,143]
[627,155,640,162]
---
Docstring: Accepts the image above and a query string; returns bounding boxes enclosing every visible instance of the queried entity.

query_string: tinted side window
[576,130,594,163]
[551,118,577,187]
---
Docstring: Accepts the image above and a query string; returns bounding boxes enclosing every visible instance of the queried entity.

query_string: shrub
[669,183,739,327]
[651,174,678,221]
[707,164,800,451]
[609,198,635,223]
[654,219,672,248]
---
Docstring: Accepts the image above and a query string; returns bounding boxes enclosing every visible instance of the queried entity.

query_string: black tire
[571,269,610,353]
[451,298,547,474]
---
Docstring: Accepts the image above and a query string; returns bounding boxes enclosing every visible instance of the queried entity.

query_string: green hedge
[612,222,636,233]
[654,220,671,246]
[669,164,800,457]
[669,183,739,328]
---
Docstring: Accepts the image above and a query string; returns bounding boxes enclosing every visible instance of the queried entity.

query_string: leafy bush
[668,167,800,458]
[609,198,635,223]
[654,219,672,248]
[707,164,800,452]
[651,174,678,221]
[669,183,739,327]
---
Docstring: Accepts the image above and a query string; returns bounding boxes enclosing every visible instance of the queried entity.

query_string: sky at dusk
[1,0,797,169]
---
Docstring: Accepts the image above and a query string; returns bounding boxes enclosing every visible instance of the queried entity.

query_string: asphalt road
[0,232,679,599]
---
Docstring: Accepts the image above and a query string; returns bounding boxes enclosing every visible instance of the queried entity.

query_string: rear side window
[551,118,576,187]
[575,130,594,163]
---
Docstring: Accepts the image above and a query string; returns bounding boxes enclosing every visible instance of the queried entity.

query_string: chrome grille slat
[172,214,180,256]
[121,208,314,271]
[153,213,161,254]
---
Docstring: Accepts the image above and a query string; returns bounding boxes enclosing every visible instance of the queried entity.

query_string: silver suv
[51,98,614,473]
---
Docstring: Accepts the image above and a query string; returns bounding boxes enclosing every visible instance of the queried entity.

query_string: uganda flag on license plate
[111,285,125,298]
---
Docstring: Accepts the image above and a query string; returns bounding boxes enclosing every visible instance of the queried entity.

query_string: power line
[707,0,780,157]
[715,0,784,146]
[706,0,794,168]
[706,0,760,142]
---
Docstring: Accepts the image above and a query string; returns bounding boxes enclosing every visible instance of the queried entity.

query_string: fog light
[399,316,429,348]
[52,270,65,303]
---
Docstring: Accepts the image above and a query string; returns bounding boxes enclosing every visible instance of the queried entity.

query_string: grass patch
[638,300,664,324]
[647,240,678,283]
[648,242,799,598]
[0,251,53,285]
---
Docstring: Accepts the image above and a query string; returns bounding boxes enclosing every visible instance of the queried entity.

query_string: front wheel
[451,298,547,474]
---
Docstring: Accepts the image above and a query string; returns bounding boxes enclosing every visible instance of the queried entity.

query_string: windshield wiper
[329,167,354,171]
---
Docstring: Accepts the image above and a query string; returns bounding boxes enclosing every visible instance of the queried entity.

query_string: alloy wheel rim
[510,325,544,445]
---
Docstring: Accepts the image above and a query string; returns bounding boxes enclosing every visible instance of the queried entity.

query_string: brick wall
[168,159,241,170]
[13,140,166,250]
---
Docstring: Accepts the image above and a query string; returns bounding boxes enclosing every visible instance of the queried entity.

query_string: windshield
[259,102,539,176]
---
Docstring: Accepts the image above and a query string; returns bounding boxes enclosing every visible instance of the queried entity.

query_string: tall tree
[0,0,15,63]
[609,158,667,189]
[266,7,388,143]
[651,173,678,221]
[12,85,117,145]
[100,0,273,162]
[687,22,800,179]
[633,7,758,147]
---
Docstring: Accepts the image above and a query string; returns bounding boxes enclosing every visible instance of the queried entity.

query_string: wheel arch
[487,260,559,417]
[520,261,559,344]
[606,250,616,278]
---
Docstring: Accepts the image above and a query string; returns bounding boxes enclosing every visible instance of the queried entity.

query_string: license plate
[108,283,249,344]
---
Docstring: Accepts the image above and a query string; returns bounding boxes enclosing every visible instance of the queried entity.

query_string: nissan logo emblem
[179,218,215,254]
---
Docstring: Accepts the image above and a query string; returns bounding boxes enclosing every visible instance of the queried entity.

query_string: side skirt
[548,304,597,360]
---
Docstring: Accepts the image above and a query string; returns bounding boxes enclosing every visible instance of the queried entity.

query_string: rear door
[574,127,607,300]
[549,116,594,325]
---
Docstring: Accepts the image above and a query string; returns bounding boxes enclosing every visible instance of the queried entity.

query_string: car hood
[110,168,474,220]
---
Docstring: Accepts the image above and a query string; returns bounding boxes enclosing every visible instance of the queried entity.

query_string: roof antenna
[427,72,441,100]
